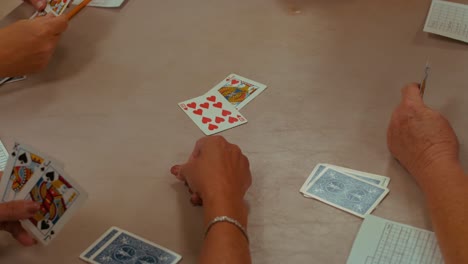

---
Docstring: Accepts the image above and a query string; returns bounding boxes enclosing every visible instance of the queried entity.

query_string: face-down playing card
[179,91,248,135]
[17,161,87,245]
[81,227,182,264]
[305,168,389,218]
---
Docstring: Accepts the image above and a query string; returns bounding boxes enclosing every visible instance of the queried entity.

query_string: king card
[208,73,267,110]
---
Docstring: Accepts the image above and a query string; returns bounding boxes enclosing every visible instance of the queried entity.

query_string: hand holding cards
[179,74,267,135]
[32,0,72,17]
[0,143,88,245]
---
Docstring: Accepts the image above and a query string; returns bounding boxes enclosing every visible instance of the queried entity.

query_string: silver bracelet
[205,216,249,243]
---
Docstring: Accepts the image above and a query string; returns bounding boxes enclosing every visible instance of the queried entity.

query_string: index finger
[0,201,40,222]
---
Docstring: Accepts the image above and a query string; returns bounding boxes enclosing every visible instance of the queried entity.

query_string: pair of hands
[0,1,68,77]
[173,84,460,208]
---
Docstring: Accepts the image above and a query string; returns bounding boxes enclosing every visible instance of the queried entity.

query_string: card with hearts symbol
[16,161,88,245]
[208,73,267,110]
[179,91,248,135]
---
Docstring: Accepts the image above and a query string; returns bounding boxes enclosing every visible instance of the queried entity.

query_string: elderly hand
[171,136,252,206]
[387,83,460,184]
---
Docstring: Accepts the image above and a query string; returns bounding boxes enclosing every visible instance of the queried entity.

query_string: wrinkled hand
[24,0,47,11]
[387,83,460,182]
[171,136,252,206]
[0,173,40,246]
[0,14,68,77]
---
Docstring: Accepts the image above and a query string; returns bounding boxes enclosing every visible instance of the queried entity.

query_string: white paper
[73,0,125,8]
[347,215,444,264]
[424,0,468,43]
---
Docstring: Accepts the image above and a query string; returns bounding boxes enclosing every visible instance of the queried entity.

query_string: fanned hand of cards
[299,164,390,218]
[32,0,73,18]
[179,73,267,135]
[80,227,182,264]
[0,143,88,245]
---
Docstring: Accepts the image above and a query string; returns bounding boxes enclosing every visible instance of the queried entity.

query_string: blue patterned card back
[91,231,181,264]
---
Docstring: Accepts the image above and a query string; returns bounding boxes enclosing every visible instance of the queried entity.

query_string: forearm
[199,198,251,264]
[416,162,468,264]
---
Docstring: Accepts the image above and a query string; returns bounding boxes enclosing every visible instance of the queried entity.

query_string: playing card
[0,78,10,86]
[304,168,389,218]
[5,76,27,84]
[0,143,63,202]
[208,73,267,110]
[17,162,87,245]
[45,0,72,16]
[0,140,8,171]
[85,227,182,264]
[179,92,248,135]
[73,0,126,7]
[326,164,390,188]
[80,227,121,262]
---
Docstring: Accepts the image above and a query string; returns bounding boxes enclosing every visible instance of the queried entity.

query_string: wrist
[413,159,465,193]
[203,196,248,228]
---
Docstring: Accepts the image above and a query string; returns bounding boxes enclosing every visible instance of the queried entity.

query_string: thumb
[171,161,196,182]
[401,83,425,107]
[0,201,40,222]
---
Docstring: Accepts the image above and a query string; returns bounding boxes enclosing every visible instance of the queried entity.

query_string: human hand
[0,14,68,77]
[387,83,460,183]
[0,173,40,246]
[24,0,47,11]
[171,136,252,207]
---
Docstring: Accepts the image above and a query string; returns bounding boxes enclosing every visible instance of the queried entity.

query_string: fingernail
[170,165,179,175]
[27,202,41,212]
[36,0,45,9]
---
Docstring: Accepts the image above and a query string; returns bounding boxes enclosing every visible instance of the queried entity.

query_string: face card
[88,227,182,264]
[18,162,87,245]
[179,92,248,135]
[208,73,267,110]
[304,168,389,218]
[0,143,63,202]
[44,0,72,16]
[80,227,121,262]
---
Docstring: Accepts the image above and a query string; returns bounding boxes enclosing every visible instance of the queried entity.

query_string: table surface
[0,0,467,263]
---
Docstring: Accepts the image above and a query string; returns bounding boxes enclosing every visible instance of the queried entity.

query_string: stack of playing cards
[299,164,390,218]
[0,143,88,245]
[179,73,267,135]
[80,227,182,264]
